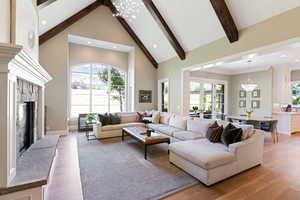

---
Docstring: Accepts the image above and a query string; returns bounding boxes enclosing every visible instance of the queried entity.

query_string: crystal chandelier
[112,0,143,21]
[241,79,258,92]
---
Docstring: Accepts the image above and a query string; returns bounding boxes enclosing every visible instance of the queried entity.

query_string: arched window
[70,63,126,117]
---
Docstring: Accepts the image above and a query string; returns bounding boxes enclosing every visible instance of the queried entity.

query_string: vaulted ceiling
[38,0,300,65]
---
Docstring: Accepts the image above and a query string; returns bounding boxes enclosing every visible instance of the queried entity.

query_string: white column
[181,70,191,115]
[0,71,17,187]
[272,65,292,112]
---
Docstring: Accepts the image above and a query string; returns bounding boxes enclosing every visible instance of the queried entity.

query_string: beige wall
[40,6,157,131]
[0,0,10,43]
[291,70,300,81]
[158,6,300,114]
[69,43,129,71]
[229,69,273,116]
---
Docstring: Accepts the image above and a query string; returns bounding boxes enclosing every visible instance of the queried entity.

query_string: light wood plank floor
[46,133,300,200]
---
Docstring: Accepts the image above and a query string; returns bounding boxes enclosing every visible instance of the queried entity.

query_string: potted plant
[85,114,96,123]
[192,106,199,113]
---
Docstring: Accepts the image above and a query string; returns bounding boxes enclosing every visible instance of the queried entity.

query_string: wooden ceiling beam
[143,0,185,60]
[210,0,239,43]
[37,0,49,6]
[104,0,158,68]
[39,0,104,45]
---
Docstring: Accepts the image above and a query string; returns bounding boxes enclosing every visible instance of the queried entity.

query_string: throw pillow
[221,123,243,146]
[136,112,145,122]
[206,121,223,143]
[110,113,121,125]
[152,111,160,124]
[98,114,110,126]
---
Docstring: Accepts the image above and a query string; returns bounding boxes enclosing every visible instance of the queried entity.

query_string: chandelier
[112,0,143,21]
[241,79,258,92]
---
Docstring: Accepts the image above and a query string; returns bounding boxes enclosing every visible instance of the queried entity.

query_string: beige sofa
[93,112,145,139]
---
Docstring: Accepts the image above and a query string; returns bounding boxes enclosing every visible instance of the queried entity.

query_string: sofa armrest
[229,130,264,153]
[93,122,102,139]
[228,130,264,167]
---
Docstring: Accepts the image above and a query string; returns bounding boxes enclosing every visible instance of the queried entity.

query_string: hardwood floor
[46,133,300,200]
[45,135,83,200]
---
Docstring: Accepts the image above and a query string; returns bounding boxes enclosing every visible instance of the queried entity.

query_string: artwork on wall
[139,90,152,103]
[252,89,260,98]
[239,100,246,108]
[239,90,246,98]
[251,100,260,109]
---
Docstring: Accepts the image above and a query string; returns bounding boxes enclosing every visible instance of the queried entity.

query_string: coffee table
[122,127,170,160]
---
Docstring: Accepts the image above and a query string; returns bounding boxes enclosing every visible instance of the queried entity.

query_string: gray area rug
[77,135,198,200]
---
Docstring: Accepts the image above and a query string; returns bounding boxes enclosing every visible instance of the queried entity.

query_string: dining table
[226,115,278,143]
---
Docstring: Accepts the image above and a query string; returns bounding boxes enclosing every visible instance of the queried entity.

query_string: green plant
[86,114,96,121]
[192,106,199,112]
[99,68,125,112]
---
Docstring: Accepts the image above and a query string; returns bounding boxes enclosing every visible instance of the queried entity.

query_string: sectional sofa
[93,111,264,186]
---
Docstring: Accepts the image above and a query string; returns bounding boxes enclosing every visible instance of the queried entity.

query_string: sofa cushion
[101,122,145,131]
[173,131,204,141]
[102,124,126,131]
[187,119,215,136]
[169,139,235,170]
[221,123,243,146]
[159,113,173,125]
[120,114,137,124]
[147,123,167,131]
[158,126,183,137]
[169,115,190,130]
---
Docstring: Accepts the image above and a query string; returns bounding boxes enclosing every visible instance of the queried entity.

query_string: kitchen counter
[273,112,300,135]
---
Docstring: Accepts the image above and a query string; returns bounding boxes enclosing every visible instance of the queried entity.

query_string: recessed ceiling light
[203,64,214,69]
[153,44,158,49]
[216,61,224,66]
[247,53,258,59]
[296,59,300,62]
[41,20,47,25]
[280,54,288,58]
[87,41,92,44]
[113,46,117,49]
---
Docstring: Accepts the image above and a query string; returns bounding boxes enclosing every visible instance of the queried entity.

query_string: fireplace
[16,79,39,158]
[16,102,36,158]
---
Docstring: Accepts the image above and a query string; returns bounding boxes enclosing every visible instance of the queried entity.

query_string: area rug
[77,135,198,200]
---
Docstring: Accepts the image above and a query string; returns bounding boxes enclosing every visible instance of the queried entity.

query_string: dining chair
[260,120,278,143]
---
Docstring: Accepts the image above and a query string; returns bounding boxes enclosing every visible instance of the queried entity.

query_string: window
[292,82,300,106]
[70,64,126,117]
[158,79,169,112]
[190,80,226,119]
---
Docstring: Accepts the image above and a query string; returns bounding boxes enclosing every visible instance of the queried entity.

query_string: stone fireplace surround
[16,79,39,158]
[0,43,52,188]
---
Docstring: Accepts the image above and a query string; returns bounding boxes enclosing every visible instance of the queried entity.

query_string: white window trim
[68,63,128,120]
[158,79,170,112]
[189,77,228,116]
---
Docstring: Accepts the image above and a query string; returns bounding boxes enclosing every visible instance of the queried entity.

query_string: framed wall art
[139,90,152,103]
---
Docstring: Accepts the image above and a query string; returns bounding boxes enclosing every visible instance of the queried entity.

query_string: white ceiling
[191,42,300,75]
[39,0,300,64]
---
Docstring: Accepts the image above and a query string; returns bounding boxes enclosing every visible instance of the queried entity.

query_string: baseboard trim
[46,130,68,136]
